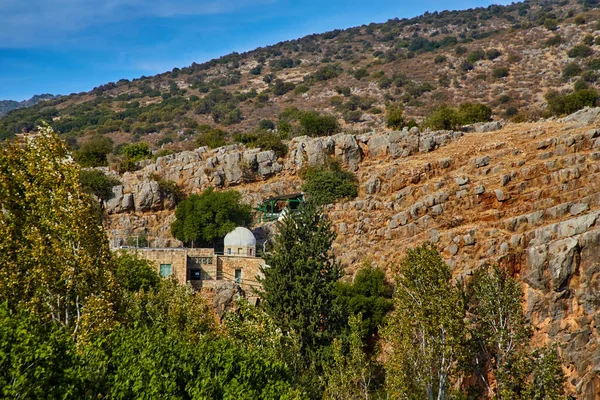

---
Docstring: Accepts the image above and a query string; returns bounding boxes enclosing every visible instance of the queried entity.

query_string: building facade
[122,227,265,295]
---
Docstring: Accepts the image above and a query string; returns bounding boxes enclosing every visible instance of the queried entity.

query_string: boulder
[548,237,579,292]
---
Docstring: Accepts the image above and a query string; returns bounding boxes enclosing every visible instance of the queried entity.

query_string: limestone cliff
[105,108,600,398]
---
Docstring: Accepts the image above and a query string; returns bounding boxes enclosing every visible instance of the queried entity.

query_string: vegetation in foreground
[0,129,567,398]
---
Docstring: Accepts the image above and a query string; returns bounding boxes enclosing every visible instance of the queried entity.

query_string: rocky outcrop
[104,112,600,398]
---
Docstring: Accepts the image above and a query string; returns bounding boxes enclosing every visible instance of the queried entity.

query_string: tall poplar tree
[384,245,466,400]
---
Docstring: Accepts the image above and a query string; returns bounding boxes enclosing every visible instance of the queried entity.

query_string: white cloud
[0,0,273,47]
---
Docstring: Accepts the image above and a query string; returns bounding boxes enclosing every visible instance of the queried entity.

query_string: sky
[0,0,512,101]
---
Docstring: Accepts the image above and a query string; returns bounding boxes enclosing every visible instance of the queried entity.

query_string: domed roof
[224,227,256,247]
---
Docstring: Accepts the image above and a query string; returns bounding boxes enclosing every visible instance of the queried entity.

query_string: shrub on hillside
[195,127,227,149]
[74,135,114,167]
[299,111,340,137]
[568,44,593,58]
[562,62,582,80]
[79,169,121,202]
[425,104,462,130]
[492,66,510,79]
[386,103,405,129]
[301,161,358,205]
[545,89,599,115]
[458,103,492,124]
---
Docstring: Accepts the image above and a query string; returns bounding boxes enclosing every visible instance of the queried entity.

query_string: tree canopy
[170,187,252,247]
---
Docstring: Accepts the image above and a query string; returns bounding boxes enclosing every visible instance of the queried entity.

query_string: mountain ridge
[0,93,58,116]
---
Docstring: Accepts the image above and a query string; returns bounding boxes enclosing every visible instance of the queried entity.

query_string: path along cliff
[105,108,600,398]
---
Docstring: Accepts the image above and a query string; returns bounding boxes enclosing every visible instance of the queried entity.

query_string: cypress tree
[259,201,343,357]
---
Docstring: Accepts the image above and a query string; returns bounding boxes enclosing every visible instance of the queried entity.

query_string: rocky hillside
[1,0,599,151]
[103,108,600,397]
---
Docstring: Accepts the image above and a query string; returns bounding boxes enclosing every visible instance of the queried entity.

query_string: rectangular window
[238,248,243,254]
[227,248,232,255]
[234,269,242,284]
[159,264,172,277]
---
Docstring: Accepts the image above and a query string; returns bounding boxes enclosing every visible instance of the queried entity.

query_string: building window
[190,269,202,280]
[238,248,243,254]
[249,248,253,256]
[227,248,232,255]
[159,264,172,277]
[235,269,242,284]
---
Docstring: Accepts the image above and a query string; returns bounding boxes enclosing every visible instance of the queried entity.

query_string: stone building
[123,227,265,294]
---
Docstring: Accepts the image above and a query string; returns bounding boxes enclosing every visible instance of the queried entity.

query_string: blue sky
[1,0,511,101]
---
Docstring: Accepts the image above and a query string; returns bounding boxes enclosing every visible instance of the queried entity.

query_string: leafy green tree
[302,161,358,205]
[170,187,252,247]
[528,346,566,400]
[113,252,161,293]
[425,104,462,130]
[0,126,116,334]
[323,314,383,399]
[300,111,340,137]
[384,245,466,400]
[79,169,121,203]
[73,135,114,167]
[335,262,393,344]
[458,102,492,124]
[386,103,405,129]
[195,126,227,148]
[468,266,531,398]
[259,201,343,357]
[119,141,152,162]
[0,303,80,399]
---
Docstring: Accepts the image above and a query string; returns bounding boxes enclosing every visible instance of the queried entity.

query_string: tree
[468,266,530,397]
[335,262,393,344]
[425,104,462,130]
[301,161,358,205]
[113,252,161,293]
[73,135,113,167]
[0,126,116,335]
[79,169,121,203]
[300,111,340,137]
[384,245,466,400]
[170,187,252,247]
[323,314,383,399]
[386,103,405,129]
[458,102,492,124]
[259,201,343,357]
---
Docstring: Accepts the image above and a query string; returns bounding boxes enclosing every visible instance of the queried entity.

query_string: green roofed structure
[255,192,304,223]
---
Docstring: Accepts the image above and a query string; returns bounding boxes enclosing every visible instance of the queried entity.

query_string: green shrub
[195,127,227,149]
[582,35,595,46]
[544,34,563,47]
[79,169,121,202]
[353,68,369,80]
[119,142,152,162]
[543,18,558,31]
[299,111,340,137]
[386,103,405,129]
[434,55,447,64]
[294,85,310,95]
[258,119,275,130]
[574,14,586,25]
[485,48,502,60]
[588,58,600,70]
[568,44,593,58]
[492,66,509,79]
[424,104,462,130]
[74,136,114,167]
[458,103,492,124]
[150,173,186,205]
[467,49,485,63]
[343,110,363,123]
[272,80,295,96]
[545,89,599,115]
[301,161,358,205]
[562,62,582,80]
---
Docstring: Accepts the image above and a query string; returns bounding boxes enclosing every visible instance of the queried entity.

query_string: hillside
[0,94,58,116]
[1,0,599,156]
[103,107,600,397]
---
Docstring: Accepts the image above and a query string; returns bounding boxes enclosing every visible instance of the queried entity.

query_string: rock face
[104,110,600,398]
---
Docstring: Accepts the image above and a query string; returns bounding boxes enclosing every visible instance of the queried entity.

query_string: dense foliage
[170,187,253,247]
[301,161,358,205]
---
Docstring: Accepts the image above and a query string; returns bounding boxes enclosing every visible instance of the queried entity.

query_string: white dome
[224,227,256,247]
